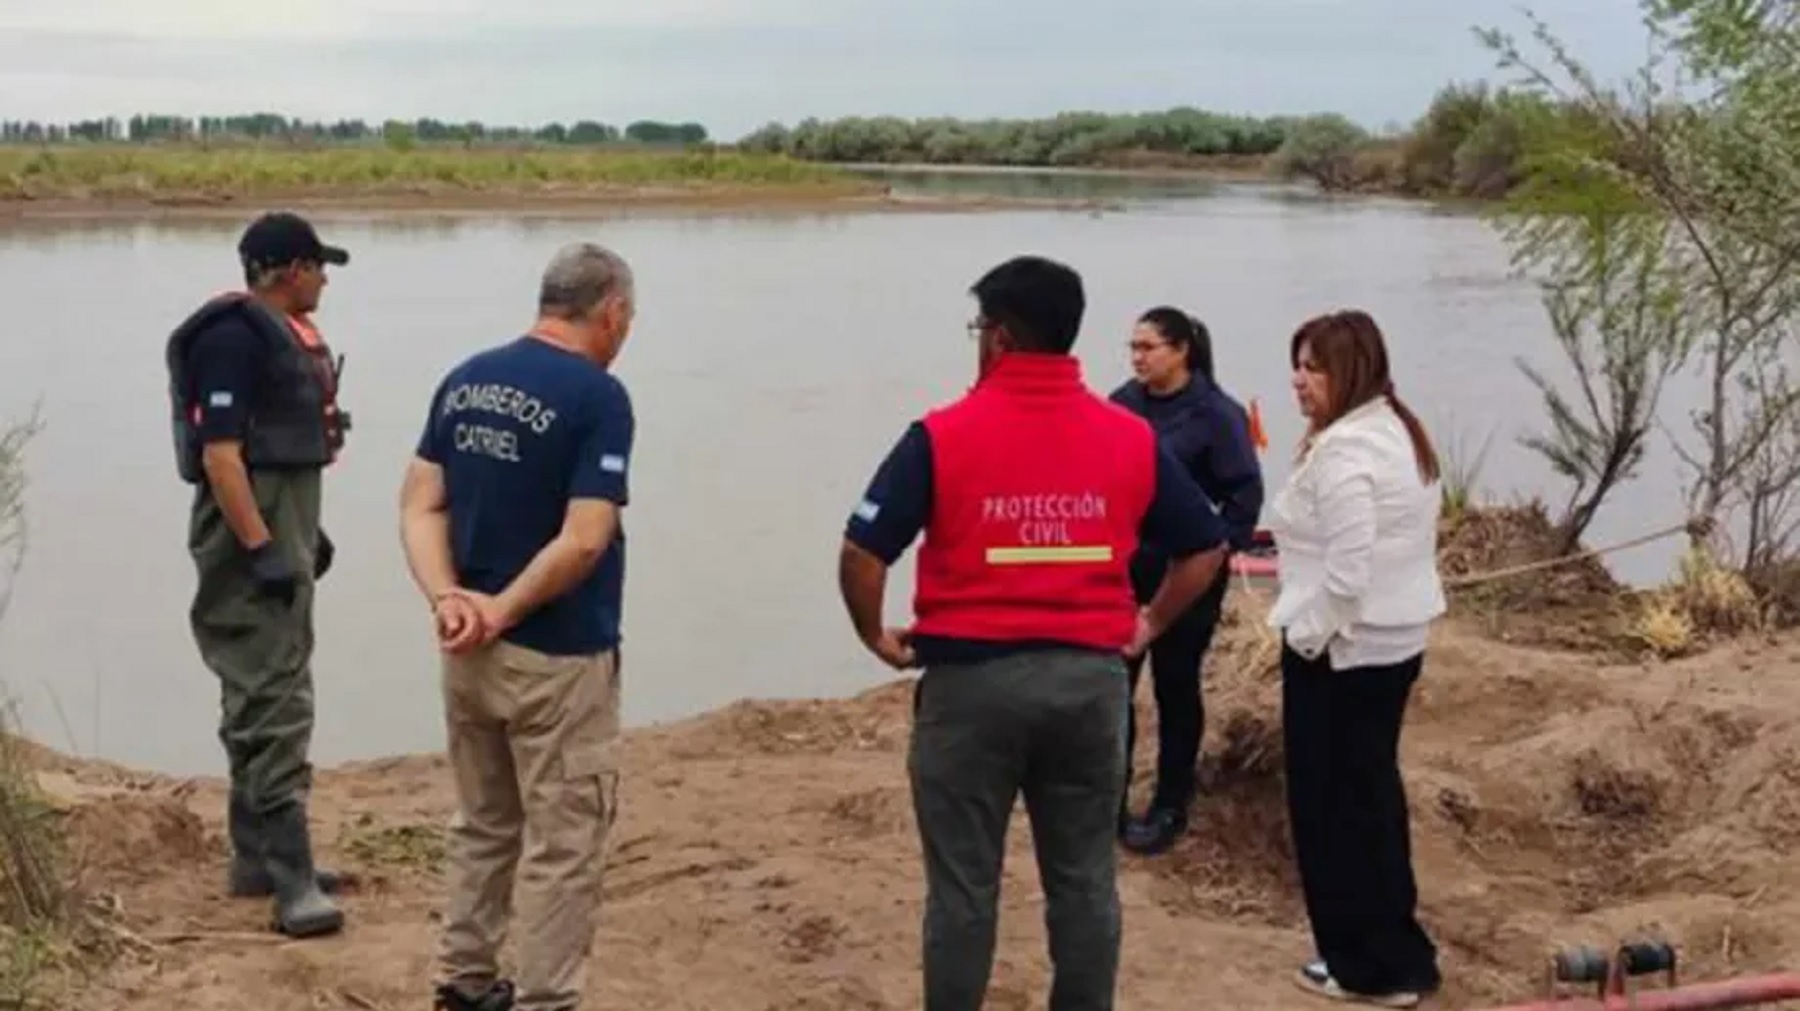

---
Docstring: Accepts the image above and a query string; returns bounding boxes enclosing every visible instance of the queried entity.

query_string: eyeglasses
[1128,339,1171,355]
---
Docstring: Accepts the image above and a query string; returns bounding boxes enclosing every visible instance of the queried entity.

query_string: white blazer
[1265,397,1446,669]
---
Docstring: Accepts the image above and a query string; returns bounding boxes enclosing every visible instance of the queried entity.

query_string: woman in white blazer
[1267,309,1445,1009]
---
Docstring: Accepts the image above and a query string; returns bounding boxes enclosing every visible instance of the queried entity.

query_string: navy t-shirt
[416,336,634,656]
[844,420,1225,665]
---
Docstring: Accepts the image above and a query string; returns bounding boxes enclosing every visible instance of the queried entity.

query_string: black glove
[315,529,335,580]
[246,542,298,607]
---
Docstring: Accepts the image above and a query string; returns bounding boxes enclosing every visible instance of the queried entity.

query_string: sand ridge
[25,598,1800,1011]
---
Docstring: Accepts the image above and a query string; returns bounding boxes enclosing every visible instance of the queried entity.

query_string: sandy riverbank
[0,184,1121,224]
[25,507,1800,1011]
[33,612,1800,1011]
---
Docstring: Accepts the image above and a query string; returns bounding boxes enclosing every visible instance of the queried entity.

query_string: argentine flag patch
[600,454,627,474]
[853,498,881,522]
[208,390,234,408]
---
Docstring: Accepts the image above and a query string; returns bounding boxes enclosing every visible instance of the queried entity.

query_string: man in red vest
[837,255,1227,1011]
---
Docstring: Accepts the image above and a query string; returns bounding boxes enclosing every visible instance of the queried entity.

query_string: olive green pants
[186,465,323,817]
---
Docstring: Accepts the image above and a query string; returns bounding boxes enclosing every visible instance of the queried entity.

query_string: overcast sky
[1,0,1652,140]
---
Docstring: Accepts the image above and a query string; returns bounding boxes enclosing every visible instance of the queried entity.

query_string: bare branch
[0,403,44,627]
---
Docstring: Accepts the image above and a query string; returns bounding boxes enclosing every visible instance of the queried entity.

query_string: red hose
[1474,973,1800,1010]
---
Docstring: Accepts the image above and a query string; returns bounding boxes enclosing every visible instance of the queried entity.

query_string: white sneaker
[1295,961,1421,1008]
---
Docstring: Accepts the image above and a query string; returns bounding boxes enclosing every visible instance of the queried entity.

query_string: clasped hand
[432,589,514,654]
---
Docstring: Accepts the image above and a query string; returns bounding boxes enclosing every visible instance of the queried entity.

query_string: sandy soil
[0,182,1119,224]
[27,580,1800,1011]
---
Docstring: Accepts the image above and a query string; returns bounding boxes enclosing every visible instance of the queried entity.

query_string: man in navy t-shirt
[399,241,636,1011]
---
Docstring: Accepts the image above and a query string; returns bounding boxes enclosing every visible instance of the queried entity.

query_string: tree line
[738,90,1590,202]
[0,114,709,146]
[735,109,1290,165]
[0,95,1579,203]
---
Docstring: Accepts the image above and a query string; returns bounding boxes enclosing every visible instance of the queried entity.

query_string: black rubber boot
[261,799,346,938]
[434,979,516,1011]
[226,792,350,898]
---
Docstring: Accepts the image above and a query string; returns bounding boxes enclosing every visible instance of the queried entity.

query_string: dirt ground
[27,575,1800,1011]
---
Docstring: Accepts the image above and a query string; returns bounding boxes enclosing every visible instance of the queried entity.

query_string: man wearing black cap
[163,210,354,939]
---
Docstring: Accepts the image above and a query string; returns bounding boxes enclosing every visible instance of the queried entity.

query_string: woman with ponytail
[1108,306,1264,856]
[1269,309,1444,1008]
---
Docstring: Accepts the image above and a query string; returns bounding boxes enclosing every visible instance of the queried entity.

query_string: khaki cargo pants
[435,640,622,1011]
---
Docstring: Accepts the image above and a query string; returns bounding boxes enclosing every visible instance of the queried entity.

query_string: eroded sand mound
[1174,610,1800,1005]
[32,609,1800,1011]
[1435,504,1648,655]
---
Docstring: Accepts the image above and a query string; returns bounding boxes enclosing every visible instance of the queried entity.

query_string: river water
[0,172,1698,776]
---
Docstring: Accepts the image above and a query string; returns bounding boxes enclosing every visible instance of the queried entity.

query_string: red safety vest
[282,309,348,465]
[912,353,1158,651]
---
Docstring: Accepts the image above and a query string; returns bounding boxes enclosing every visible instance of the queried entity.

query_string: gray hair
[537,241,633,321]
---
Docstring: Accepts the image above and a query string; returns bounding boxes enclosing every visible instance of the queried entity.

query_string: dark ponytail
[1137,306,1216,383]
[1185,314,1215,383]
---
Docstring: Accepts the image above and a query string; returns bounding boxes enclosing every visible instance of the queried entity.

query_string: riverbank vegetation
[1460,0,1800,653]
[0,144,863,205]
[0,92,1618,206]
[0,74,1699,207]
[739,88,1573,202]
[0,408,106,1011]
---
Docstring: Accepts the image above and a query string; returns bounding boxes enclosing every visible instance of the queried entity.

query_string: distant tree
[1271,113,1370,191]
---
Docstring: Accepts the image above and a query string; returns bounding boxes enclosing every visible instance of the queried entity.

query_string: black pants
[908,649,1128,1011]
[1123,569,1229,812]
[1281,641,1440,996]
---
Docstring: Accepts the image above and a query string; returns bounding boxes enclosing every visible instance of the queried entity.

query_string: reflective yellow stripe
[985,545,1113,564]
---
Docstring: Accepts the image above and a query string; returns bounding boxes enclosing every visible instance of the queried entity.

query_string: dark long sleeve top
[1110,375,1265,563]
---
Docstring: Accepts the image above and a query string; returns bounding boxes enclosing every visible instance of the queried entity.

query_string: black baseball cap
[237,211,349,271]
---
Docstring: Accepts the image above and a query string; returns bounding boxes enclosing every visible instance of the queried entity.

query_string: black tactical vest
[166,294,350,485]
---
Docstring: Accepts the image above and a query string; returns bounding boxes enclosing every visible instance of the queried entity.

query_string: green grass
[0,413,92,1010]
[1438,416,1497,523]
[0,143,861,201]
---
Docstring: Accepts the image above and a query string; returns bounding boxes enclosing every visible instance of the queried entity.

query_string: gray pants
[907,648,1129,1011]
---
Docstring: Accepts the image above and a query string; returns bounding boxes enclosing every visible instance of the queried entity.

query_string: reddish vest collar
[975,352,1086,396]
